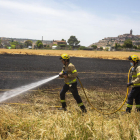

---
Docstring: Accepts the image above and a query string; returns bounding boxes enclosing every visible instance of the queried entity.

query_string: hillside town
[0,29,140,50]
[89,29,140,50]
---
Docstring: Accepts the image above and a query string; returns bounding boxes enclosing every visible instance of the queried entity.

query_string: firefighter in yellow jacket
[59,53,87,113]
[126,55,140,113]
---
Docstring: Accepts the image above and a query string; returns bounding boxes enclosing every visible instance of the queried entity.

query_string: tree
[11,45,16,49]
[36,40,43,49]
[61,39,65,41]
[10,41,19,46]
[67,36,80,48]
[78,46,86,50]
[38,43,43,48]
[24,40,32,47]
[115,43,118,49]
[91,45,97,49]
[19,43,24,49]
[100,47,103,50]
[105,47,109,51]
[133,45,137,49]
[53,44,57,46]
[67,45,72,50]
[10,41,20,49]
[115,43,122,49]
[138,45,140,50]
[59,44,66,48]
[123,39,133,48]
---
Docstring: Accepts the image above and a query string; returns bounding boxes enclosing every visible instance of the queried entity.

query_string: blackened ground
[0,54,130,93]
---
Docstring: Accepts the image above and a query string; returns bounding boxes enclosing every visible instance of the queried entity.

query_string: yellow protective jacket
[59,63,78,85]
[131,64,140,87]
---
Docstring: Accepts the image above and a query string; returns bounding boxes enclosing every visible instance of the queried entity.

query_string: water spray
[0,75,59,103]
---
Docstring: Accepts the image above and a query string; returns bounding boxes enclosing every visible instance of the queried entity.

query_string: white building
[52,46,57,49]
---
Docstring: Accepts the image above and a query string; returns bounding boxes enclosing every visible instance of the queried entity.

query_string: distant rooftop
[0,37,53,42]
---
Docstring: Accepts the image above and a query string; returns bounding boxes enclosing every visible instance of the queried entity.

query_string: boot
[136,108,140,112]
[126,107,131,113]
[58,102,67,111]
[80,105,87,113]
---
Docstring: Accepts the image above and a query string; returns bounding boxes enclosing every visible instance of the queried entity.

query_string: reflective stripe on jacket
[60,63,78,85]
[131,65,140,87]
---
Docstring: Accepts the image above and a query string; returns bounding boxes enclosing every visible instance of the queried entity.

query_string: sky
[0,0,140,46]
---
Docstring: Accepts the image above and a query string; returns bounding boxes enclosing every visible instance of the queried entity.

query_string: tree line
[1,36,140,50]
[0,36,81,49]
[114,39,140,50]
[0,39,47,49]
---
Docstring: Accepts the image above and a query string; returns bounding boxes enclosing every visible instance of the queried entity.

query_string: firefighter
[59,53,87,113]
[126,54,140,113]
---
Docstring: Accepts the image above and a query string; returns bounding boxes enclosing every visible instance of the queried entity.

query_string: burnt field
[0,54,130,94]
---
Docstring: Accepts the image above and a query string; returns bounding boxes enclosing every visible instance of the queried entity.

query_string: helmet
[128,55,139,63]
[60,53,70,60]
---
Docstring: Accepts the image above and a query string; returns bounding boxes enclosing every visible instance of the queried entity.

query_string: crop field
[1,89,140,139]
[0,54,140,139]
[0,49,140,60]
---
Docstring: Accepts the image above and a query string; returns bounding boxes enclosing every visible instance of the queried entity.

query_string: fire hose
[77,66,133,115]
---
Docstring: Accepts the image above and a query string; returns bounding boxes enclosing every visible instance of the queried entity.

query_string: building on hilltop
[88,29,140,50]
[130,29,133,35]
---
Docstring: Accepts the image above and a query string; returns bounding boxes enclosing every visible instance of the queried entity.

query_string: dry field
[0,89,140,140]
[0,49,140,60]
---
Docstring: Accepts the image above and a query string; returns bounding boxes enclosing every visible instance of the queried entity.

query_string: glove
[127,82,133,87]
[62,71,68,75]
[59,72,63,76]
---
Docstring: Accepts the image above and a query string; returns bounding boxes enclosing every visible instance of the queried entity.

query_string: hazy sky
[0,0,140,46]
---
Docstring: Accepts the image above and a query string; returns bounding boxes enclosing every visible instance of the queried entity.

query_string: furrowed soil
[0,54,130,92]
